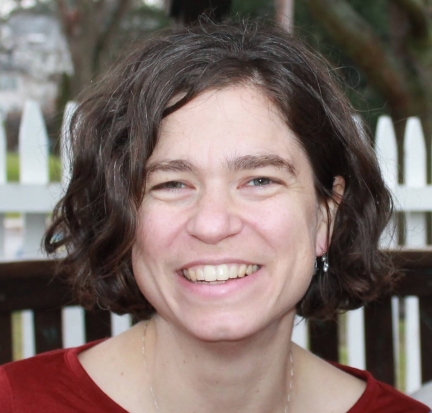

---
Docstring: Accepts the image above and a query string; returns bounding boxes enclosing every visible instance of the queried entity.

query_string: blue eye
[248,177,272,186]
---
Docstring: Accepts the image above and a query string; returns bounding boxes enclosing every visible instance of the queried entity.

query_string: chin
[164,307,292,344]
[185,322,259,343]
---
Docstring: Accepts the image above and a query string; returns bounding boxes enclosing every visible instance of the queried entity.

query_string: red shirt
[0,342,430,412]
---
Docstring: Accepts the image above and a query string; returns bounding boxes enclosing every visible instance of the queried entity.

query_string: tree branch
[98,0,132,48]
[55,0,74,39]
[305,0,414,117]
[96,0,107,14]
[392,0,432,40]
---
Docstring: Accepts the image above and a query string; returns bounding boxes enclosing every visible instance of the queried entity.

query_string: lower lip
[177,269,262,298]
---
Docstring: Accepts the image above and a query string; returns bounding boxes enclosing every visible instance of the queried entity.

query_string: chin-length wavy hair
[44,19,397,320]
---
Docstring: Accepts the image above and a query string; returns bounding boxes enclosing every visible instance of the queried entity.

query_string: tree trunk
[275,0,294,33]
[56,0,132,99]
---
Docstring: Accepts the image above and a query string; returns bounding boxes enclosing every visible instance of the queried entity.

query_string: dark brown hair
[45,20,397,320]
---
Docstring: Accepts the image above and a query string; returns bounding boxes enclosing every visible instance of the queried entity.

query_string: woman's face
[132,86,330,341]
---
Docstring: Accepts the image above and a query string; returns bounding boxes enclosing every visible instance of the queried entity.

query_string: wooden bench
[0,260,112,361]
[1,250,431,389]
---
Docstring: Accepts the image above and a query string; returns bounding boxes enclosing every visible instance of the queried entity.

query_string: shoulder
[1,346,69,388]
[0,365,13,412]
[295,346,430,413]
[0,347,71,413]
[335,364,431,413]
[0,342,106,413]
[294,346,367,412]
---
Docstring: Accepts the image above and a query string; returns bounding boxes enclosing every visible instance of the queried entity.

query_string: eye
[152,181,186,191]
[246,177,273,187]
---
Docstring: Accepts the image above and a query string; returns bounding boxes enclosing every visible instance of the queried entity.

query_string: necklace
[142,322,294,413]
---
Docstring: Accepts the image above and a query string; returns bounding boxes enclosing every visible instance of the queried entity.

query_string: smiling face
[132,86,331,341]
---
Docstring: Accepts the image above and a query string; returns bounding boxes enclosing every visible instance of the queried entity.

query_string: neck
[144,314,295,413]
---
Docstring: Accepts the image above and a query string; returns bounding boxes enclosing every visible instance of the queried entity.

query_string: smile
[182,264,260,283]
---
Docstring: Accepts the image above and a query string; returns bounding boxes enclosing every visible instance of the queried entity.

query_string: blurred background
[1,0,431,179]
[2,0,431,256]
[0,1,432,401]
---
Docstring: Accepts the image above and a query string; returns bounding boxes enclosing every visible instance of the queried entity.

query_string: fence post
[404,117,426,393]
[375,115,398,247]
[346,116,399,372]
[374,115,401,384]
[58,101,83,350]
[60,101,76,188]
[18,101,50,259]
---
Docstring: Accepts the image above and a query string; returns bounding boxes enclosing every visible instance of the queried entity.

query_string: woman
[1,20,430,413]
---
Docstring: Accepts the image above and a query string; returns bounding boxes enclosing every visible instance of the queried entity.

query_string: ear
[315,176,345,256]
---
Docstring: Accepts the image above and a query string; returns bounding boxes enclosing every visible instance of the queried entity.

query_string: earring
[313,257,319,275]
[322,253,329,274]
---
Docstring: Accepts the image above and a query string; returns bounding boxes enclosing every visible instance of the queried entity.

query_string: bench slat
[85,310,112,342]
[0,313,12,365]
[34,309,63,354]
[365,297,395,386]
[420,296,432,382]
[308,318,339,362]
[0,261,73,312]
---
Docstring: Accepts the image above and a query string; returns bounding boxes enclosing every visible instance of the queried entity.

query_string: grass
[6,152,62,182]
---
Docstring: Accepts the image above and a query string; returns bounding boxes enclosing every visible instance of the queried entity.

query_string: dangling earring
[321,252,329,274]
[313,257,319,275]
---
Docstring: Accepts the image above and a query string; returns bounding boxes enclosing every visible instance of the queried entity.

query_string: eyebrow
[145,159,195,175]
[226,154,297,176]
[145,154,297,176]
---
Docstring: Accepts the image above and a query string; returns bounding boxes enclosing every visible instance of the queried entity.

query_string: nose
[186,187,243,244]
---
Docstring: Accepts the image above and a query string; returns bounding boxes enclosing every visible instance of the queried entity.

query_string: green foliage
[110,3,170,59]
[49,154,62,182]
[229,0,392,132]
[295,1,391,132]
[6,153,62,182]
[230,0,275,19]
[6,153,19,182]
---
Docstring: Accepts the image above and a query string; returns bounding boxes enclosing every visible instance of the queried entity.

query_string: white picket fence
[0,100,134,358]
[0,100,67,260]
[0,101,432,393]
[295,115,432,394]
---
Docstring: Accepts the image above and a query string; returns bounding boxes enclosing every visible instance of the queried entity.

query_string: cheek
[252,197,319,252]
[132,206,181,298]
[134,203,185,262]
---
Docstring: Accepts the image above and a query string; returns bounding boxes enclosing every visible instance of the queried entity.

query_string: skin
[79,86,365,413]
[134,86,328,342]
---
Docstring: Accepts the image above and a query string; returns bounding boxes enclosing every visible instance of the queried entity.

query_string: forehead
[150,87,307,169]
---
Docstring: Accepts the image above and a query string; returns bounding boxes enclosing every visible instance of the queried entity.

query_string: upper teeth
[183,264,259,282]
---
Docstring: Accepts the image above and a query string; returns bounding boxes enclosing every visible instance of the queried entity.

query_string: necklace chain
[142,322,294,413]
[142,322,159,412]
